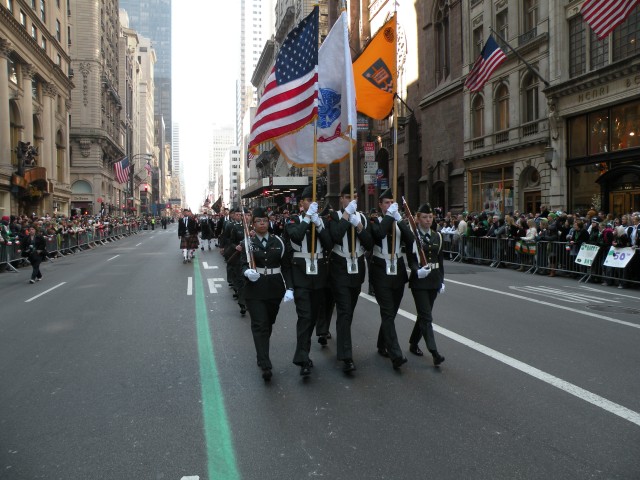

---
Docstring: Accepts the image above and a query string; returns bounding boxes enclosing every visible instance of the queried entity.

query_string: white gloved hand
[439,283,445,294]
[345,200,357,215]
[283,289,294,302]
[393,211,402,222]
[417,266,431,279]
[386,202,399,217]
[349,214,361,228]
[306,202,318,217]
[311,213,323,228]
[244,269,260,282]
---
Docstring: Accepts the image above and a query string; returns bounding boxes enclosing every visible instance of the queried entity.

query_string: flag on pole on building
[247,6,319,156]
[464,35,507,93]
[144,160,152,176]
[580,0,639,39]
[352,15,397,120]
[274,9,356,166]
[114,156,130,184]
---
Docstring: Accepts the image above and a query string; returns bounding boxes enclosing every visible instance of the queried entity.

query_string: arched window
[472,95,484,138]
[523,73,539,123]
[434,0,450,85]
[495,84,509,132]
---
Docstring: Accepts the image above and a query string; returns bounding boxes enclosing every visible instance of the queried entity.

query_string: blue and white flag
[275,10,356,166]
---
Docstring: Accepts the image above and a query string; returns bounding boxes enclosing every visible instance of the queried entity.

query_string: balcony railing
[495,131,509,144]
[472,138,485,150]
[518,27,537,47]
[521,121,539,137]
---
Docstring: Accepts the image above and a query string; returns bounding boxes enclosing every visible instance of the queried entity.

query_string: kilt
[180,234,199,250]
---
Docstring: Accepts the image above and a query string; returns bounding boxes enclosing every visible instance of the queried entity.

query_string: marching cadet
[284,185,334,377]
[241,207,294,382]
[328,185,373,372]
[221,209,241,288]
[227,208,252,315]
[405,203,446,366]
[178,209,200,263]
[315,203,335,346]
[369,189,414,369]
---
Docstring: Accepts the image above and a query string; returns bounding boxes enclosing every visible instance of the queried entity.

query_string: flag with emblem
[114,156,130,184]
[248,7,319,156]
[464,35,507,93]
[581,0,639,39]
[274,9,356,166]
[352,15,397,120]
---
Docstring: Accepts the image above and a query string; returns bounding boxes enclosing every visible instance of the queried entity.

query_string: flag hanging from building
[352,15,397,120]
[114,156,130,184]
[464,35,507,93]
[581,0,640,39]
[248,6,319,156]
[144,160,152,176]
[274,10,357,166]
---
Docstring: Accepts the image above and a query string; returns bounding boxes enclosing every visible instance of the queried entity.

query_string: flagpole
[390,11,399,274]
[310,119,318,270]
[348,125,356,270]
[489,26,550,88]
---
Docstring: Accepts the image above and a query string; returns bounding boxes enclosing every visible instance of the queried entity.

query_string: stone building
[0,0,73,216]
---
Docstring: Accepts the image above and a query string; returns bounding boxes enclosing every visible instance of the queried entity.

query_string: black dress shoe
[239,304,247,315]
[392,356,408,370]
[409,344,424,356]
[300,362,312,377]
[431,351,445,366]
[261,368,272,381]
[377,348,389,358]
[343,360,356,373]
[317,335,328,346]
[325,332,332,339]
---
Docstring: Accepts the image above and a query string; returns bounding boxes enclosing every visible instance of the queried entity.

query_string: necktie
[261,237,267,246]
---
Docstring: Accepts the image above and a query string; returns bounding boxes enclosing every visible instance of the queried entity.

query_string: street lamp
[128,153,153,215]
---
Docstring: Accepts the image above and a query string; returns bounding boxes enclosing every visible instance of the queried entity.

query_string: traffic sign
[364,161,378,174]
[364,174,376,184]
[376,168,384,178]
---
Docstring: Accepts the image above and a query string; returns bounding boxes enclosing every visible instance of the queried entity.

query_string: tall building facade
[119,0,171,154]
[209,124,234,184]
[0,0,73,216]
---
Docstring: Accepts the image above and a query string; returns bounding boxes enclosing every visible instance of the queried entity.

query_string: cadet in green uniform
[369,189,414,369]
[284,185,334,377]
[405,203,446,366]
[241,207,294,381]
[328,184,373,372]
[226,208,250,315]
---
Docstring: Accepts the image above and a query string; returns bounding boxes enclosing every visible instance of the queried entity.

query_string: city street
[1,225,639,480]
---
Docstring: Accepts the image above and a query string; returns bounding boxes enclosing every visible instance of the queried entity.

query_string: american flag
[248,6,318,155]
[464,35,507,93]
[581,0,639,39]
[114,156,130,184]
[144,160,152,176]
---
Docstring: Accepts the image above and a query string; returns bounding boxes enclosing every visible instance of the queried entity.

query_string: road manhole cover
[586,304,640,315]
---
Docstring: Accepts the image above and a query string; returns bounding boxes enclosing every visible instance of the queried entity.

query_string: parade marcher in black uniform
[328,185,373,372]
[284,185,334,377]
[21,226,47,284]
[178,209,200,263]
[221,209,240,287]
[200,214,214,251]
[369,189,414,369]
[241,207,294,381]
[227,208,251,315]
[405,203,446,366]
[315,202,335,346]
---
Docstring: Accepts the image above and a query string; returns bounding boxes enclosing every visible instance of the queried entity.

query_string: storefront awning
[242,176,309,199]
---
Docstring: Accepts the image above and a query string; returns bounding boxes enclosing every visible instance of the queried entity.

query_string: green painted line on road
[193,260,240,480]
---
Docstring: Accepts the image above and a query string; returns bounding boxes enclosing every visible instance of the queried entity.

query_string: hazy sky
[172,0,240,209]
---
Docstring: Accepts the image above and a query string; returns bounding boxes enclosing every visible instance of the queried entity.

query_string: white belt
[373,251,399,260]
[423,263,439,270]
[292,252,322,259]
[332,247,364,258]
[258,267,281,275]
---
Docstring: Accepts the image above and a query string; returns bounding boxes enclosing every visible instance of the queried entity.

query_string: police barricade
[458,236,497,266]
[0,241,19,272]
[579,244,639,288]
[441,232,461,262]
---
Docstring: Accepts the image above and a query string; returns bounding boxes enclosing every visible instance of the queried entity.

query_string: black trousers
[372,283,405,361]
[292,287,323,365]
[246,297,281,369]
[331,284,361,361]
[315,287,334,336]
[409,289,439,352]
[29,253,42,280]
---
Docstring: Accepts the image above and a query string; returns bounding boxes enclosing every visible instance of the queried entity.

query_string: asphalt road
[1,225,639,480]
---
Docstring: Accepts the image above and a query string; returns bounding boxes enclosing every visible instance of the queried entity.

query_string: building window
[523,73,539,123]
[31,25,37,40]
[473,25,483,58]
[472,95,484,138]
[32,78,38,99]
[468,166,514,214]
[569,115,588,158]
[524,0,538,33]
[56,19,61,41]
[40,0,45,21]
[7,0,14,14]
[495,84,509,132]
[41,37,46,50]
[569,16,586,77]
[496,8,508,50]
[613,7,640,61]
[68,26,71,46]
[589,110,609,155]
[434,0,450,85]
[19,9,27,27]
[8,58,17,84]
[590,29,609,70]
[611,101,640,151]
[56,53,61,66]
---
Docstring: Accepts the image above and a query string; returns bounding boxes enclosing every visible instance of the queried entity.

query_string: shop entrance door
[609,190,640,216]
[523,190,541,215]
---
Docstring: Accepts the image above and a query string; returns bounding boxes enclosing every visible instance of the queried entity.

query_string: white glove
[349,214,361,228]
[283,289,294,302]
[386,202,399,217]
[244,269,260,282]
[345,200,357,215]
[439,283,445,294]
[393,211,402,222]
[306,202,318,217]
[417,266,431,279]
[311,213,323,228]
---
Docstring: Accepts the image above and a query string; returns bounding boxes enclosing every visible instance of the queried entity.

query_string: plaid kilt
[180,234,199,250]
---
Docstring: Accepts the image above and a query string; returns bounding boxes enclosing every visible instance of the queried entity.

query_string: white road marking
[207,278,225,294]
[359,292,640,427]
[187,277,193,296]
[135,242,142,247]
[202,262,218,270]
[106,255,120,262]
[509,285,613,304]
[444,278,640,330]
[181,476,199,480]
[25,282,66,303]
